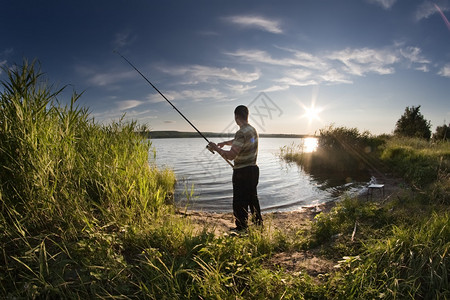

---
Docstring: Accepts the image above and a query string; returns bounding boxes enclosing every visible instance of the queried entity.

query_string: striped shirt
[232,123,258,169]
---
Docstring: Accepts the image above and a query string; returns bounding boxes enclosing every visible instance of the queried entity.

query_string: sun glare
[302,137,318,152]
[299,86,324,127]
[300,102,323,125]
[303,105,322,122]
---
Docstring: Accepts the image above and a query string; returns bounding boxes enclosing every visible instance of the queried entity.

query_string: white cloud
[399,46,431,72]
[117,99,144,110]
[320,69,353,84]
[227,46,403,88]
[178,88,228,101]
[113,31,136,49]
[226,84,256,94]
[327,47,398,76]
[275,77,318,87]
[76,65,136,87]
[438,64,450,77]
[156,43,436,99]
[275,69,319,86]
[90,71,137,86]
[415,1,449,21]
[228,47,400,77]
[91,108,153,123]
[148,88,229,103]
[161,64,260,84]
[225,15,283,34]
[400,46,430,64]
[262,85,290,92]
[415,65,430,72]
[226,49,325,69]
[366,0,397,10]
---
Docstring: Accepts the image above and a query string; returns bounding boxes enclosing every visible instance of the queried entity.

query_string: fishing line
[114,50,233,168]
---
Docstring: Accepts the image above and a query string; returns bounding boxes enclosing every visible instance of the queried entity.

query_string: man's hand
[208,142,220,152]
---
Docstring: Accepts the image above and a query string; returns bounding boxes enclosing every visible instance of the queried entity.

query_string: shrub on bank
[281,125,385,185]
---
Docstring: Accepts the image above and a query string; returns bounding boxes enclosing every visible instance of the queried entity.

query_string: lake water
[149,137,369,212]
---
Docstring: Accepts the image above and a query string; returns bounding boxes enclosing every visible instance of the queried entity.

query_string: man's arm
[218,139,233,148]
[208,141,240,160]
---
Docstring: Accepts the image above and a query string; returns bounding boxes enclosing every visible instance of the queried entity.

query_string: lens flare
[434,3,450,32]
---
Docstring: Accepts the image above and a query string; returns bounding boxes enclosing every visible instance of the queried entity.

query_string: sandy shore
[180,173,406,236]
[180,201,334,236]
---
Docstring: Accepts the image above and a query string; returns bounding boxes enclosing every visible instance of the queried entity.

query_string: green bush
[281,125,385,186]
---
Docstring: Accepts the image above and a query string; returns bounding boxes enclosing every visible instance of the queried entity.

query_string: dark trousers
[232,165,263,230]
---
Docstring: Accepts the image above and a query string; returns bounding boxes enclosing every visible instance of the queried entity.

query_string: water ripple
[150,138,338,212]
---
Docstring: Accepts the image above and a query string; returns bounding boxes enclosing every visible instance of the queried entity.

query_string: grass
[280,125,450,299]
[1,60,449,299]
[380,136,450,192]
[0,60,177,298]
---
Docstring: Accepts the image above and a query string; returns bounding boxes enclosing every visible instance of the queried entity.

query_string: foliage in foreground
[0,60,176,297]
[1,60,449,299]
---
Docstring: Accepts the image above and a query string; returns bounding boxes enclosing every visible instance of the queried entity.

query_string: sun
[300,101,323,125]
[298,86,325,129]
[303,105,322,122]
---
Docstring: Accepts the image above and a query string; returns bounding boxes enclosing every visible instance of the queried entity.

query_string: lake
[149,137,370,212]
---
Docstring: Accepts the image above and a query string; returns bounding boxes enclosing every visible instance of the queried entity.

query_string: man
[209,105,263,231]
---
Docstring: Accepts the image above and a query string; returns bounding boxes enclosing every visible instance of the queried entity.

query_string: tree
[394,105,431,140]
[432,123,449,141]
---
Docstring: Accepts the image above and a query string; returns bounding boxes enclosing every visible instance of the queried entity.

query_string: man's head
[234,105,249,123]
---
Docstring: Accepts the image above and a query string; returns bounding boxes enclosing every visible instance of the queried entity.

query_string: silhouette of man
[209,105,263,231]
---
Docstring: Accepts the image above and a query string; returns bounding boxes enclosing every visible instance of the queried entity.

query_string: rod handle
[206,144,215,154]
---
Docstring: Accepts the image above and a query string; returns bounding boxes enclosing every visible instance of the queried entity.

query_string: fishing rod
[114,50,234,168]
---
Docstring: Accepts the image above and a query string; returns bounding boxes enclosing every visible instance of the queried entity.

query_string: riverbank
[177,173,408,278]
[180,200,334,236]
[181,172,407,235]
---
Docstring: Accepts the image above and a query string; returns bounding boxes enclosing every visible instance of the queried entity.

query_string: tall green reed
[0,59,175,232]
[0,59,176,298]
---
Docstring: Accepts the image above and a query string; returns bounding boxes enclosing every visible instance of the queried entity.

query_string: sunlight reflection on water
[302,137,318,153]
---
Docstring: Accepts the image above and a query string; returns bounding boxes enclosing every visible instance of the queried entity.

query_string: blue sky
[1,0,449,135]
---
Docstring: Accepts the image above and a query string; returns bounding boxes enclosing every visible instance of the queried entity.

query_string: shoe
[229,227,247,234]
